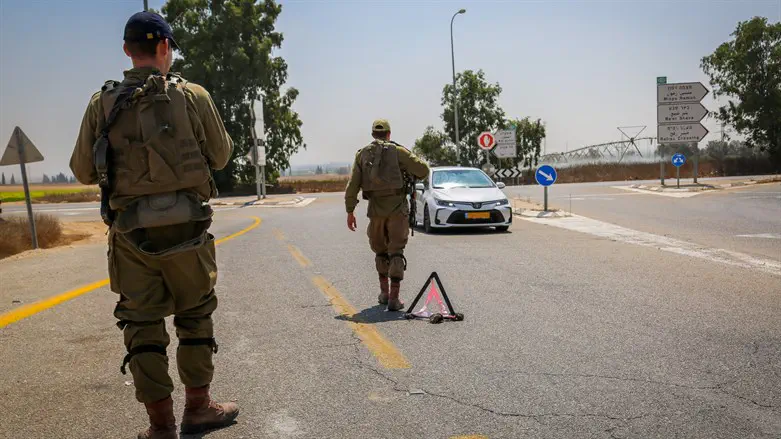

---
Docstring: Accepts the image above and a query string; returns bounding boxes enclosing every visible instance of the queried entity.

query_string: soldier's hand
[347,213,357,231]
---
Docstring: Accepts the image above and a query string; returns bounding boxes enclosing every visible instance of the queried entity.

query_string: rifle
[406,174,417,237]
[93,83,138,227]
[387,139,417,236]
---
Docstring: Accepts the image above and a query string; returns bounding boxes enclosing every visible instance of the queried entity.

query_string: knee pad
[121,344,167,375]
[389,253,407,271]
[178,337,219,354]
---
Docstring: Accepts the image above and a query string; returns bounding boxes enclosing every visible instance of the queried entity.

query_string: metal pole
[693,142,698,184]
[143,0,148,11]
[260,165,266,199]
[544,186,548,211]
[451,9,465,164]
[16,129,38,249]
[253,142,261,201]
[677,166,680,189]
[660,146,665,186]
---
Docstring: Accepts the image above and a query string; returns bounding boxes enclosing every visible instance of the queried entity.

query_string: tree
[701,16,781,165]
[42,174,50,184]
[10,174,15,185]
[315,165,323,175]
[1,173,5,185]
[505,117,546,170]
[441,69,506,167]
[161,0,305,192]
[413,126,457,167]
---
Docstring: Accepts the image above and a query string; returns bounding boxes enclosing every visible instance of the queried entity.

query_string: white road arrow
[538,170,554,181]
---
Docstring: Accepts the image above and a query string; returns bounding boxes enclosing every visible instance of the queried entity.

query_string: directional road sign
[1,126,44,166]
[494,169,521,179]
[672,153,686,167]
[657,82,709,104]
[658,123,709,144]
[656,76,667,85]
[657,103,708,124]
[492,129,516,158]
[535,165,557,187]
[477,132,495,150]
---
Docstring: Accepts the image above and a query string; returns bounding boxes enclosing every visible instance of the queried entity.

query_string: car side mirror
[496,182,506,189]
[415,183,425,191]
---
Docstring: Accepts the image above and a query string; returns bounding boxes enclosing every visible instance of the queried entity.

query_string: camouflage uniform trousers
[109,221,219,403]
[367,212,409,281]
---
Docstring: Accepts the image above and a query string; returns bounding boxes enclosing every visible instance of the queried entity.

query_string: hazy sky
[1,0,779,180]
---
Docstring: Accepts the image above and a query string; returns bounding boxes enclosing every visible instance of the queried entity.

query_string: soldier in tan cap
[345,119,430,310]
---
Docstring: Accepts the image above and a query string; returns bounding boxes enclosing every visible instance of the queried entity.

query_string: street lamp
[451,8,466,163]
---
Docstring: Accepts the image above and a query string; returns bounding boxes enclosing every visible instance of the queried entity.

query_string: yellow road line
[215,216,262,245]
[312,276,410,369]
[0,216,262,329]
[287,244,311,267]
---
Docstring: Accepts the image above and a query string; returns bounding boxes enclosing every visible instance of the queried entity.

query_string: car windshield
[432,169,495,189]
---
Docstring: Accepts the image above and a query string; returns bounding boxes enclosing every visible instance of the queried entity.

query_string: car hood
[431,187,506,203]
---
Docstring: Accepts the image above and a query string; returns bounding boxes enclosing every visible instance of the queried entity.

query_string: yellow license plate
[466,212,491,219]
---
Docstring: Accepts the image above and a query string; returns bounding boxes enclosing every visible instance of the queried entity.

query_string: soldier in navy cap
[69,11,238,439]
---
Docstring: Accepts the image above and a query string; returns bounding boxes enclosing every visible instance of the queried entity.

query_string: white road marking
[611,186,701,198]
[736,233,781,239]
[519,214,781,277]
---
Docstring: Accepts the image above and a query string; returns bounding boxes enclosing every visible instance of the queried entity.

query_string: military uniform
[69,11,238,439]
[345,119,430,310]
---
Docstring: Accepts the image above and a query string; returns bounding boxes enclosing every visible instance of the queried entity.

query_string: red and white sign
[477,132,495,150]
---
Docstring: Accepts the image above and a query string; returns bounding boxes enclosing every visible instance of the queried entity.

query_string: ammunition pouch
[114,191,212,234]
[362,188,405,200]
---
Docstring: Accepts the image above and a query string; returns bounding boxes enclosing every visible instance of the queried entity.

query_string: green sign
[656,76,667,85]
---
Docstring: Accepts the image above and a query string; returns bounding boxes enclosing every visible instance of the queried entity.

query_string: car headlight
[495,199,509,206]
[435,198,456,207]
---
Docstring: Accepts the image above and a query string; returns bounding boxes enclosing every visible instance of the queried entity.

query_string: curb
[211,196,306,207]
[513,209,570,219]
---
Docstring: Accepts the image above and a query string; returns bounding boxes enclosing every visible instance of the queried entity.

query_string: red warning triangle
[403,272,464,323]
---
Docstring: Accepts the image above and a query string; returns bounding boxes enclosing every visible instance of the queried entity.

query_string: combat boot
[137,396,177,439]
[378,275,389,304]
[180,385,239,434]
[387,280,405,311]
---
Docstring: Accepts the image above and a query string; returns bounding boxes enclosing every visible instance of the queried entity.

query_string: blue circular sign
[535,165,557,187]
[672,153,687,168]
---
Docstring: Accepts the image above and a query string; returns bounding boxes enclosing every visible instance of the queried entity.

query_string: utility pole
[143,0,148,11]
[450,9,466,164]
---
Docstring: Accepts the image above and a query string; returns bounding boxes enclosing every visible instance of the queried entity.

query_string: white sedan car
[413,166,512,233]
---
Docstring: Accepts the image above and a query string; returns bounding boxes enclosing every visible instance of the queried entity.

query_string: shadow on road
[335,305,407,324]
[179,420,239,438]
[414,226,511,236]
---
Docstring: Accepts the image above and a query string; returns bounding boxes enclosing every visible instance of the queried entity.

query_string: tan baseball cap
[371,119,390,132]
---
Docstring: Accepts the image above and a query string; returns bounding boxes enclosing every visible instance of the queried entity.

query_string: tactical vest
[359,140,405,199]
[99,73,213,233]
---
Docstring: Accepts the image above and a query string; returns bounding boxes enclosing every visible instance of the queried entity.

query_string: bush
[0,214,63,259]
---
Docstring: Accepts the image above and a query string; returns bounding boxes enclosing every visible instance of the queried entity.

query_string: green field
[0,185,98,203]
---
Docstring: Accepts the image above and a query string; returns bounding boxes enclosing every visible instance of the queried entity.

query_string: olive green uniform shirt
[69,67,233,187]
[345,143,430,217]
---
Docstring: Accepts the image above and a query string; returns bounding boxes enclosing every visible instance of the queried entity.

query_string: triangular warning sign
[403,272,464,324]
[0,126,44,166]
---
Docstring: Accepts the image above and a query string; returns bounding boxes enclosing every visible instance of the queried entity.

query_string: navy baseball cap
[123,11,180,51]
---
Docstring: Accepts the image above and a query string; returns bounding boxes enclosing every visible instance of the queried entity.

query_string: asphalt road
[1,184,779,439]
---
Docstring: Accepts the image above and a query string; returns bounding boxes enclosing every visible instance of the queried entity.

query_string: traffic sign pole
[693,142,698,184]
[677,165,680,189]
[544,187,548,211]
[16,129,38,249]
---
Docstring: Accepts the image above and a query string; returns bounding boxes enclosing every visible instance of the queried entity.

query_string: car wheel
[424,207,433,234]
[495,226,510,232]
